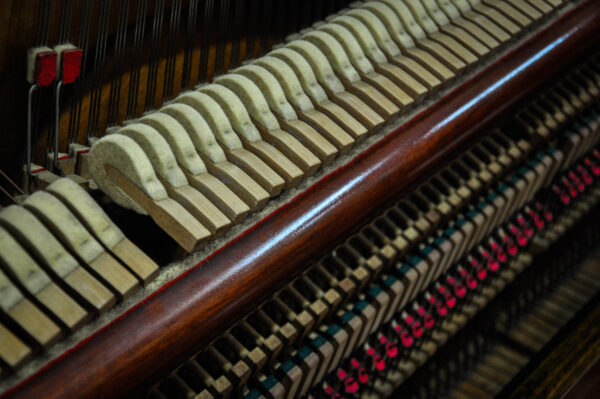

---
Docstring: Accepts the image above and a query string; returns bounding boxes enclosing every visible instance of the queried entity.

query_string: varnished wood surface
[505,295,600,398]
[4,2,600,398]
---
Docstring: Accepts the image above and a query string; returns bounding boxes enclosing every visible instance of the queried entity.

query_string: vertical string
[107,0,130,127]
[163,0,182,101]
[259,0,273,56]
[127,0,149,119]
[86,0,111,140]
[198,0,215,82]
[181,0,199,89]
[229,0,244,69]
[214,0,230,75]
[145,0,165,111]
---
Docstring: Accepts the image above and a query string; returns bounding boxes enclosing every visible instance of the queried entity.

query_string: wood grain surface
[4,1,600,398]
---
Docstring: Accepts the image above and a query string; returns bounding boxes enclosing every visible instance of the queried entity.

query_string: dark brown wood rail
[5,1,600,398]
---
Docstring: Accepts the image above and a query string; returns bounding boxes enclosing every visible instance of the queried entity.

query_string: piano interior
[0,0,599,398]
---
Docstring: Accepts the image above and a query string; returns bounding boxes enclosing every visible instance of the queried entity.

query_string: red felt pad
[36,51,57,86]
[61,48,82,84]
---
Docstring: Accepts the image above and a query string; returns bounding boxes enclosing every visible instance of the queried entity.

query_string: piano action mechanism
[0,0,599,398]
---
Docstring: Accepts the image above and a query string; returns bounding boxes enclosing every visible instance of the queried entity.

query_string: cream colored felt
[0,225,89,331]
[207,78,320,176]
[375,0,468,70]
[26,46,52,84]
[385,0,478,64]
[0,206,115,314]
[268,48,370,140]
[361,2,456,80]
[332,14,428,99]
[301,30,400,119]
[462,0,521,34]
[229,67,338,164]
[434,0,500,50]
[254,56,355,153]
[484,0,539,24]
[46,178,159,285]
[174,92,285,195]
[159,103,268,211]
[157,106,248,224]
[23,191,139,299]
[118,123,225,235]
[345,8,442,89]
[90,134,166,213]
[136,113,231,235]
[286,40,386,131]
[90,134,210,252]
[197,84,304,188]
[0,268,62,349]
[0,323,31,370]
[318,23,414,107]
[416,0,490,56]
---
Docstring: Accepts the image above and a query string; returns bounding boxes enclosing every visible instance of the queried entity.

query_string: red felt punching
[61,48,82,84]
[35,51,57,86]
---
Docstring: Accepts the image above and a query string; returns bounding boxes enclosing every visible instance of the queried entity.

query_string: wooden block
[184,170,249,225]
[0,225,89,331]
[285,40,387,130]
[506,0,545,18]
[472,4,521,34]
[452,17,500,49]
[462,9,512,42]
[0,323,31,370]
[314,100,370,141]
[0,206,115,314]
[106,165,209,253]
[205,160,269,211]
[225,148,285,196]
[23,191,139,299]
[256,126,321,176]
[62,267,116,314]
[36,283,89,332]
[440,25,490,57]
[163,182,229,237]
[171,93,286,197]
[482,0,532,28]
[46,178,159,285]
[0,270,61,349]
[328,90,385,131]
[279,118,338,165]
[298,109,354,155]
[243,140,304,189]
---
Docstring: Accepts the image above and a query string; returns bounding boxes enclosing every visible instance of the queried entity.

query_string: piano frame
[4,1,600,398]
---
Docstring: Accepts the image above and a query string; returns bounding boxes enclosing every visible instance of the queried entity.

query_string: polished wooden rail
[5,1,600,398]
